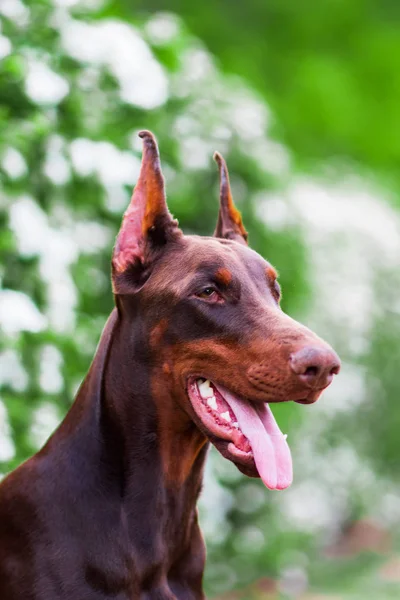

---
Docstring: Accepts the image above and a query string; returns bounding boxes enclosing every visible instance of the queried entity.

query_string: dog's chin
[210,437,260,478]
[186,376,296,490]
[186,377,258,473]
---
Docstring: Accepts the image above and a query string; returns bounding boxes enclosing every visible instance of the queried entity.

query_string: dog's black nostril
[304,365,319,378]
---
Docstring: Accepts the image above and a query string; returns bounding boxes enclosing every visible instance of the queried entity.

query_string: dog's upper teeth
[207,397,217,410]
[283,434,288,440]
[220,411,231,422]
[198,379,214,399]
[233,421,239,428]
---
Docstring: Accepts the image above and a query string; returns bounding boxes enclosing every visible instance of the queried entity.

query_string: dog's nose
[290,346,340,389]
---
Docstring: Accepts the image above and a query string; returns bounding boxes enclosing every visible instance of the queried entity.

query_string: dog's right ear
[213,152,248,245]
[112,131,182,294]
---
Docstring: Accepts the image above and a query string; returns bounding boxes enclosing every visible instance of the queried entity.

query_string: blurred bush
[1,1,400,599]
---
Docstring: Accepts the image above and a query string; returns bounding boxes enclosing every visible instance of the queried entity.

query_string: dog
[0,131,340,599]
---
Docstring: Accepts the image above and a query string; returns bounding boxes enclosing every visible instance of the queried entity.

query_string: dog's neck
[36,307,209,596]
[51,308,208,591]
[101,307,208,488]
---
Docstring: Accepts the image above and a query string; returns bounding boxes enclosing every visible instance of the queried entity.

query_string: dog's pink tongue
[215,385,293,490]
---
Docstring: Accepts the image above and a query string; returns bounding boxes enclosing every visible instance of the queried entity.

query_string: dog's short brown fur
[0,132,340,599]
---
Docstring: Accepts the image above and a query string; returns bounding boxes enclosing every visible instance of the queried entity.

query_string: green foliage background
[1,1,400,598]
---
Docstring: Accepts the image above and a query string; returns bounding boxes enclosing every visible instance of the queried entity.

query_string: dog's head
[111,131,340,490]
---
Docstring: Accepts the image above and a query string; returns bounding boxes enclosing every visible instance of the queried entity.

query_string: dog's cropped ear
[213,152,248,245]
[112,131,182,293]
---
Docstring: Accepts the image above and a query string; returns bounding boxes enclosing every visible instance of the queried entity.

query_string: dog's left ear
[213,152,248,245]
[112,131,182,293]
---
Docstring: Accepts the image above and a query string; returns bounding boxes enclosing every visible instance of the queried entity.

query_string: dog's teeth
[207,397,217,410]
[283,434,288,440]
[233,421,239,428]
[198,379,214,399]
[220,411,231,422]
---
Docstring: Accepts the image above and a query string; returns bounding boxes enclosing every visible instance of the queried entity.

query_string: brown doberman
[0,131,340,599]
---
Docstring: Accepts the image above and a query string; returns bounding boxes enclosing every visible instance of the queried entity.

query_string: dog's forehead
[149,235,270,293]
[186,235,266,269]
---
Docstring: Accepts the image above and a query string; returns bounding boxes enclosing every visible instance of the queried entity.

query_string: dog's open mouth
[187,377,292,491]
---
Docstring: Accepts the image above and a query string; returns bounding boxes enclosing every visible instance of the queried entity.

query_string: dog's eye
[196,287,222,303]
[198,287,216,298]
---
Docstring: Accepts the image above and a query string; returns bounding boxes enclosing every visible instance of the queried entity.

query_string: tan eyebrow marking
[215,267,232,286]
[265,265,278,282]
